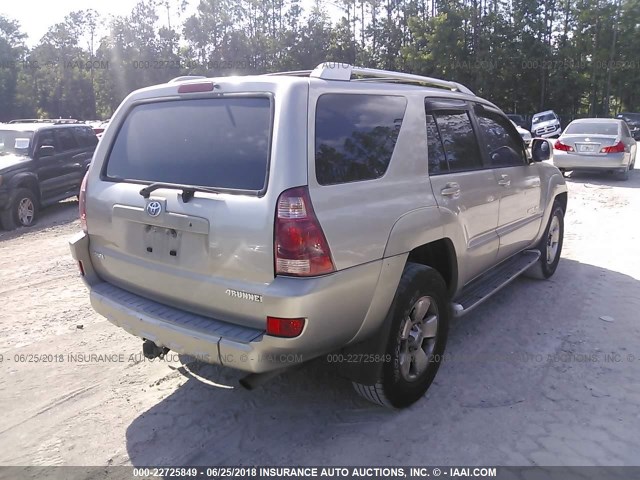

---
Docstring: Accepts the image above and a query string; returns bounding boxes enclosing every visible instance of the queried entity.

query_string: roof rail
[168,75,207,83]
[308,62,474,95]
[52,119,84,124]
[8,118,84,124]
[8,119,53,124]
[264,70,314,77]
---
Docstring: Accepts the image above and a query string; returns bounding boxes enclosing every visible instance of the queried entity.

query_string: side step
[451,249,540,317]
[40,190,79,207]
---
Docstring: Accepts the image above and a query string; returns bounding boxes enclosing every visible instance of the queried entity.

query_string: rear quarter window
[55,128,79,151]
[73,126,98,148]
[315,94,407,185]
[105,97,272,192]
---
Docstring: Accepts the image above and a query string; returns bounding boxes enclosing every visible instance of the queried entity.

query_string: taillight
[79,172,89,233]
[274,186,335,277]
[600,141,625,154]
[554,140,574,152]
[266,316,305,338]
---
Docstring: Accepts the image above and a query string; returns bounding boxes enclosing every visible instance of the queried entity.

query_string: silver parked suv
[70,63,568,408]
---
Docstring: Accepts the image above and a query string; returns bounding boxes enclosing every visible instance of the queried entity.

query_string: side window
[73,126,98,148]
[36,130,56,151]
[432,111,483,172]
[315,94,407,185]
[425,113,448,175]
[54,128,79,152]
[476,112,526,167]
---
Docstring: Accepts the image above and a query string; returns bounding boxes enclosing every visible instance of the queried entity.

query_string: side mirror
[531,138,552,162]
[38,145,55,158]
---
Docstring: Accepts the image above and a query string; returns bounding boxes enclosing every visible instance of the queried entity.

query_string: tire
[525,202,564,280]
[352,263,449,408]
[0,188,38,230]
[619,167,630,181]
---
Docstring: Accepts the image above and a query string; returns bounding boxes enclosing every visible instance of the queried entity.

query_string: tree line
[0,0,638,122]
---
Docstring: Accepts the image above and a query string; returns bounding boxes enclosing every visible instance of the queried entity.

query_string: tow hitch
[142,340,170,360]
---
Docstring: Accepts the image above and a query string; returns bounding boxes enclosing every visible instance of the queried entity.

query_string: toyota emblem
[146,201,162,217]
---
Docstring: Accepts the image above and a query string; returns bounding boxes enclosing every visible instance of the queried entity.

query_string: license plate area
[143,225,182,260]
[576,143,598,153]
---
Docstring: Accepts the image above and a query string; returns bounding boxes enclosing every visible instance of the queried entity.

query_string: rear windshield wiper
[139,182,221,203]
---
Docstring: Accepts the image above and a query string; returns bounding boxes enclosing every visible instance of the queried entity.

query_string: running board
[451,250,540,317]
[40,190,79,207]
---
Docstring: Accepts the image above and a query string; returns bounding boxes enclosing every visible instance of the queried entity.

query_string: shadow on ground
[125,257,640,467]
[565,167,639,189]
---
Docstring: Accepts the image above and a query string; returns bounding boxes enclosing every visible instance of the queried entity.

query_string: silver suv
[70,63,568,408]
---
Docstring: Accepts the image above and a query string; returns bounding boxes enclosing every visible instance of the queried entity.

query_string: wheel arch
[383,206,463,294]
[532,173,568,246]
[341,208,461,385]
[9,173,41,204]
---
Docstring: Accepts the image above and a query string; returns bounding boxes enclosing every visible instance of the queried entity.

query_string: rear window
[315,94,407,185]
[565,122,619,135]
[105,97,272,191]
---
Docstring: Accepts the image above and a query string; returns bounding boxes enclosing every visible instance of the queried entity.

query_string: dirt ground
[1,157,640,467]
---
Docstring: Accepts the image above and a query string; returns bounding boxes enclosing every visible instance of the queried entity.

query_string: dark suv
[616,112,640,140]
[506,113,528,129]
[0,121,97,229]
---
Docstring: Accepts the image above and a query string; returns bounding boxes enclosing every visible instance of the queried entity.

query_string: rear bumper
[89,281,267,371]
[553,151,628,171]
[69,232,384,373]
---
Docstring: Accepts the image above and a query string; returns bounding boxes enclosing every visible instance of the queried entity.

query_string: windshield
[0,130,33,156]
[106,97,272,192]
[532,113,556,123]
[564,122,619,135]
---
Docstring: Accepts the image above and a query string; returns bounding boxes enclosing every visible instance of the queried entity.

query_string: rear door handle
[498,174,511,187]
[440,183,461,196]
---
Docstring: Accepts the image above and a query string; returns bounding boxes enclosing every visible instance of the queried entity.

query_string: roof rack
[263,62,474,95]
[8,119,52,124]
[7,119,84,124]
[265,70,314,77]
[309,62,475,95]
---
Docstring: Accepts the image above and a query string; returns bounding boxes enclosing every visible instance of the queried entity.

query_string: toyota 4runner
[70,63,567,408]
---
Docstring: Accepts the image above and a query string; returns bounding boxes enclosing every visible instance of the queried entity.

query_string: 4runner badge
[225,289,263,303]
[146,201,162,217]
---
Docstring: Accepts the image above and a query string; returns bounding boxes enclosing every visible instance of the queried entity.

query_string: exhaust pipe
[239,368,288,390]
[143,340,169,360]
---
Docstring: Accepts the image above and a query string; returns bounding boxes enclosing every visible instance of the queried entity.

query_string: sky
[2,0,345,47]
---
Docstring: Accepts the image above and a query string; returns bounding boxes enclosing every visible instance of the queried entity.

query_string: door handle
[498,174,511,187]
[440,183,461,196]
